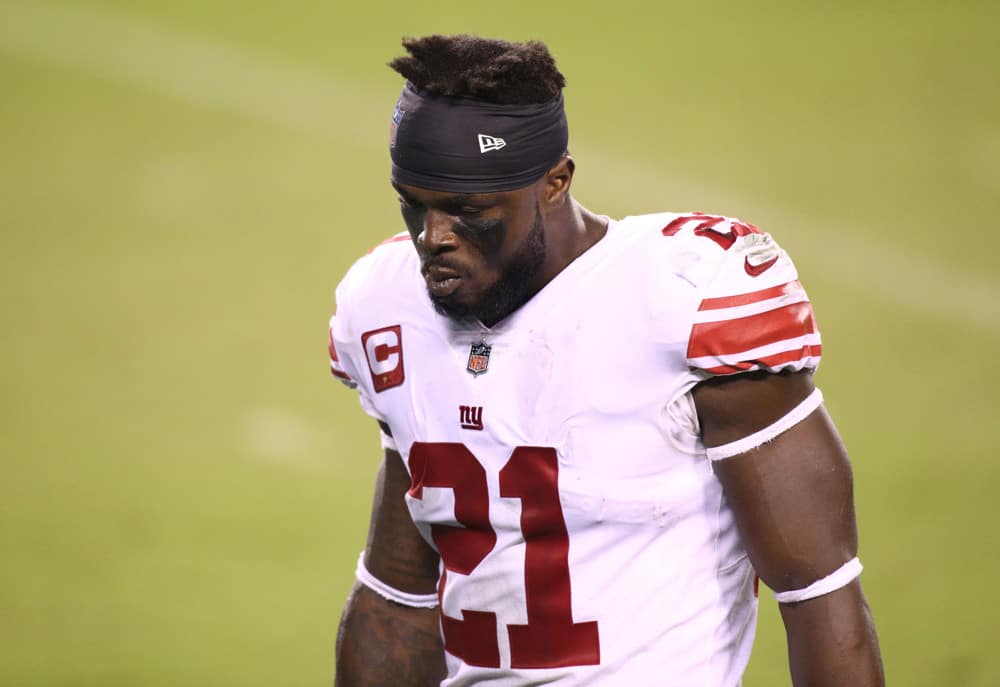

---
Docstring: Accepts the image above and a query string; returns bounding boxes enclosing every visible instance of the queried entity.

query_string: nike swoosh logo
[744,255,779,277]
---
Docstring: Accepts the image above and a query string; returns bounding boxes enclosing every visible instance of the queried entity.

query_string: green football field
[2,1,998,684]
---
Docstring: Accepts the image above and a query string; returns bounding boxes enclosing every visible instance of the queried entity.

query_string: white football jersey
[328,212,821,686]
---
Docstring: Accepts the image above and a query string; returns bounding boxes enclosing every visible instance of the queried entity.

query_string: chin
[428,274,528,325]
[429,291,480,321]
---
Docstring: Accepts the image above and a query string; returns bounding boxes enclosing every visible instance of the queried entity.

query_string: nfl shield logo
[390,103,405,148]
[467,341,491,376]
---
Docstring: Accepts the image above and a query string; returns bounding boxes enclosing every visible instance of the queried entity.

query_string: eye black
[458,216,503,235]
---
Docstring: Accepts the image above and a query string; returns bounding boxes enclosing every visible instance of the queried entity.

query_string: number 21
[407,443,601,669]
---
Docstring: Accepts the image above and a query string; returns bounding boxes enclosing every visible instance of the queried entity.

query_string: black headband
[389,82,569,193]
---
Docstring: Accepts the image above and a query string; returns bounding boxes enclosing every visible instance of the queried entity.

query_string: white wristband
[355,551,439,608]
[774,557,863,604]
[705,388,824,461]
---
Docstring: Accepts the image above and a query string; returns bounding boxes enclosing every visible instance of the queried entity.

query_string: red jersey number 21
[407,443,601,669]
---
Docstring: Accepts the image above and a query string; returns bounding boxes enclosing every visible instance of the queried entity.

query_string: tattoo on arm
[336,585,445,686]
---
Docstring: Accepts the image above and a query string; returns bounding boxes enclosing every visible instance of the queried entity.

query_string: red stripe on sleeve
[688,302,818,359]
[696,346,823,375]
[328,326,354,382]
[698,281,804,311]
[328,328,340,363]
[330,367,352,381]
[330,366,354,382]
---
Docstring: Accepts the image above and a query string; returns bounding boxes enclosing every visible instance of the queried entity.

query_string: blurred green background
[2,0,998,684]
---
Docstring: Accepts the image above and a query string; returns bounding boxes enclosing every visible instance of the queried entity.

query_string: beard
[430,206,547,326]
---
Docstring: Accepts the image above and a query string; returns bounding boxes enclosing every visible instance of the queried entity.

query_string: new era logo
[478,134,506,153]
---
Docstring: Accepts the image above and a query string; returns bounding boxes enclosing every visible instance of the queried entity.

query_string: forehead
[392,181,526,206]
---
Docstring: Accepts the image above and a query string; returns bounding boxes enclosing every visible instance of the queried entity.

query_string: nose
[417,208,458,254]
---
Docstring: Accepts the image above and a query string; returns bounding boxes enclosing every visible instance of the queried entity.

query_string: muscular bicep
[693,371,857,592]
[364,447,440,593]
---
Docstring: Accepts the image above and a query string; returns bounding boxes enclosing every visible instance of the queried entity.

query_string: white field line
[2,0,998,336]
[0,0,381,144]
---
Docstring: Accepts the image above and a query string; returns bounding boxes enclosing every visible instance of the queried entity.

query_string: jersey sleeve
[680,216,822,378]
[327,310,358,389]
[327,272,398,451]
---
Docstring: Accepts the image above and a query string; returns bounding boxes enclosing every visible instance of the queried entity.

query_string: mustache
[420,257,466,276]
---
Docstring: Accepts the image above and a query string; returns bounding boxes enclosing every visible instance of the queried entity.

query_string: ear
[540,155,575,208]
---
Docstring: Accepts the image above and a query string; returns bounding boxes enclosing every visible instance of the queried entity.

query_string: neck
[539,197,608,284]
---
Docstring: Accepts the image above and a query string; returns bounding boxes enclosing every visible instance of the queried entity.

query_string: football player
[329,34,884,687]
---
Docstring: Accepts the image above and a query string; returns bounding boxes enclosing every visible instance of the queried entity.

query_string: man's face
[393,181,547,326]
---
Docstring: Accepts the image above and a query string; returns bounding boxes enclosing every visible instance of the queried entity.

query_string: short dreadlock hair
[388,35,566,105]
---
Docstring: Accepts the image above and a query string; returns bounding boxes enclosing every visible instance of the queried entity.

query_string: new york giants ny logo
[459,405,484,431]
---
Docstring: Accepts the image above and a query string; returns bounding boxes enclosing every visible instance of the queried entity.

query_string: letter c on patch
[361,325,405,392]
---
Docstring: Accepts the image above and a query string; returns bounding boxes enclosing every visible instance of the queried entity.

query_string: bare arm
[335,444,446,687]
[693,371,885,687]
